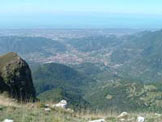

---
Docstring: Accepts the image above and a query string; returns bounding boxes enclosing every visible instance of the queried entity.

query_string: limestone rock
[3,119,14,122]
[117,112,128,119]
[44,108,51,112]
[88,119,105,122]
[137,116,145,122]
[53,100,67,109]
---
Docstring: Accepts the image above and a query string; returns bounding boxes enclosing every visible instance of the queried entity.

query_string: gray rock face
[0,52,36,101]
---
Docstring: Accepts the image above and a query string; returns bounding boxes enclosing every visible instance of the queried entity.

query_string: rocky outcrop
[0,52,36,101]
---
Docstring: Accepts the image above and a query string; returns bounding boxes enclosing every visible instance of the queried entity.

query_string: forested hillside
[32,63,95,108]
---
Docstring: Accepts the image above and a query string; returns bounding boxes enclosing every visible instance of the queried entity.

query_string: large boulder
[0,52,36,101]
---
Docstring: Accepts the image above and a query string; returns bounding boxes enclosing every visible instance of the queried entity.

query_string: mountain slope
[0,36,67,61]
[111,30,162,82]
[32,63,95,108]
[67,35,122,52]
[85,80,162,112]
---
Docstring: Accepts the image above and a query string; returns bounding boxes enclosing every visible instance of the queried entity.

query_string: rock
[0,52,36,101]
[117,112,128,119]
[3,119,14,122]
[88,119,105,122]
[45,104,49,108]
[53,100,67,109]
[44,108,51,112]
[137,116,145,122]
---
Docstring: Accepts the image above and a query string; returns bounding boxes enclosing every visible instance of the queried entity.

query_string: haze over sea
[0,0,162,29]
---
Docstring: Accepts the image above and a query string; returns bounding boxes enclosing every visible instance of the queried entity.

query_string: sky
[1,0,162,29]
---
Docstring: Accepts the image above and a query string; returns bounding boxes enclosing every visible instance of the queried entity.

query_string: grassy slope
[0,95,162,122]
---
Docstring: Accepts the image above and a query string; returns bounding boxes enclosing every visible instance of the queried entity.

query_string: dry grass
[0,95,19,107]
[0,96,162,122]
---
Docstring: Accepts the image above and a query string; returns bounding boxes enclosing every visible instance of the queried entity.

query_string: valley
[0,29,162,113]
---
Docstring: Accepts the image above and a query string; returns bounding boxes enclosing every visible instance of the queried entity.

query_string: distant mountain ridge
[0,36,67,61]
[111,30,162,82]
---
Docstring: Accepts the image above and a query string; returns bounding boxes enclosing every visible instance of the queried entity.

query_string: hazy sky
[1,0,162,28]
